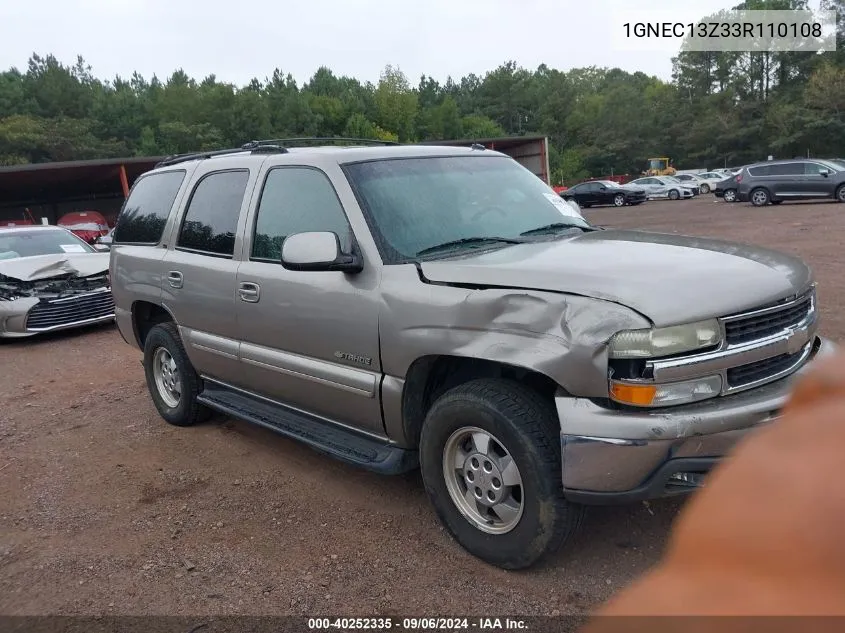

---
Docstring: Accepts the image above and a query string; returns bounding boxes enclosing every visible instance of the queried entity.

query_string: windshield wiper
[519,222,591,237]
[415,236,526,257]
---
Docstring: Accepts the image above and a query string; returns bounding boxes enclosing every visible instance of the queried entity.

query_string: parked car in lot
[674,172,725,194]
[559,179,647,208]
[110,139,833,570]
[57,210,111,245]
[0,225,114,338]
[627,176,695,200]
[714,173,740,202]
[737,158,845,206]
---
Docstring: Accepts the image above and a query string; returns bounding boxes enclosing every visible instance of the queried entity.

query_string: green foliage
[0,31,844,181]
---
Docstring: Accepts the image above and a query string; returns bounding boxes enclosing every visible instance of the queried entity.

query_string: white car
[0,225,114,338]
[673,172,725,194]
[627,176,695,200]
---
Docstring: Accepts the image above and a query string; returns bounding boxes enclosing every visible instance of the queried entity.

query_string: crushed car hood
[418,229,813,327]
[0,252,110,282]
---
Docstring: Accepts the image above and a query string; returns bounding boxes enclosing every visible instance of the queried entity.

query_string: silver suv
[110,139,834,569]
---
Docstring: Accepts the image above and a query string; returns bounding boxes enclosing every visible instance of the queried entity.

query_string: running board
[197,381,418,475]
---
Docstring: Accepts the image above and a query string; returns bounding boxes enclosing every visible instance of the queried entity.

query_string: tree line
[0,0,843,185]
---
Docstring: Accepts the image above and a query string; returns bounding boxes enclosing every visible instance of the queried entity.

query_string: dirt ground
[1,195,842,617]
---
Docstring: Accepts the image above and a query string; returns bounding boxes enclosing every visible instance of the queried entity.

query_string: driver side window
[251,167,353,262]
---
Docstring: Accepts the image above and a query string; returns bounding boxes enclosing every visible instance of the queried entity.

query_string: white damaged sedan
[0,225,114,338]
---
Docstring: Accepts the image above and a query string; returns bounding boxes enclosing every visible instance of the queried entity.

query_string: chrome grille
[26,289,115,332]
[724,292,813,345]
[726,344,810,388]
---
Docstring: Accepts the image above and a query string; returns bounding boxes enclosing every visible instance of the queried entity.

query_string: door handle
[238,281,260,303]
[167,271,183,289]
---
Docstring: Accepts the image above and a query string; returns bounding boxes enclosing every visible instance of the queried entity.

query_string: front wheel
[613,194,626,207]
[143,322,211,426]
[668,189,680,200]
[750,188,770,207]
[836,184,845,203]
[419,379,585,570]
[723,189,737,202]
[700,183,711,194]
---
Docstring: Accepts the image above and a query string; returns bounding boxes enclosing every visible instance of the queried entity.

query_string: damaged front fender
[379,265,651,399]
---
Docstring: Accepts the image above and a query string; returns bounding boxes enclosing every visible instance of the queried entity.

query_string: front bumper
[556,335,836,504]
[0,291,115,338]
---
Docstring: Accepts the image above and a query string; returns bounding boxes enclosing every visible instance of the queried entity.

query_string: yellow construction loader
[644,157,676,176]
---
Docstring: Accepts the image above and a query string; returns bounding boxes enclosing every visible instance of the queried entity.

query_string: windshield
[0,229,95,260]
[819,159,845,171]
[595,180,620,188]
[664,176,681,183]
[345,156,591,262]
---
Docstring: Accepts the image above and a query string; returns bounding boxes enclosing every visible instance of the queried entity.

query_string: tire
[700,183,710,194]
[750,188,770,207]
[613,194,626,207]
[668,189,680,200]
[723,189,737,203]
[419,378,585,570]
[143,322,211,427]
[836,184,845,203]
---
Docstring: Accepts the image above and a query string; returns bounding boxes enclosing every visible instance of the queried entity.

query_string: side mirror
[93,243,110,252]
[819,168,830,176]
[281,231,363,273]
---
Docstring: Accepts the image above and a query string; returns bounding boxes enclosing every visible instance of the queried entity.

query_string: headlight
[608,319,721,359]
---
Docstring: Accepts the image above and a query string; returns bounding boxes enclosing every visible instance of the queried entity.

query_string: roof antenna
[470,143,486,151]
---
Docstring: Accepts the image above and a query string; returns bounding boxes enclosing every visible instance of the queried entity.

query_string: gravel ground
[1,195,842,617]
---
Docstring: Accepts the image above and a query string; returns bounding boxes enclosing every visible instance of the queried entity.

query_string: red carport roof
[0,156,164,206]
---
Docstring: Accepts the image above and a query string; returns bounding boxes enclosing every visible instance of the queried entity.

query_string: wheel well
[401,356,559,447]
[132,301,174,347]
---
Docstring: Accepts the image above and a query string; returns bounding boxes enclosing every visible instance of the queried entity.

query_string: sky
[0,0,819,87]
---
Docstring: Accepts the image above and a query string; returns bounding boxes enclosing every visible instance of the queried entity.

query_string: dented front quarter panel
[378,265,651,399]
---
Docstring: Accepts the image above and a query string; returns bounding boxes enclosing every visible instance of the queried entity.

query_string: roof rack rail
[156,144,289,168]
[245,137,401,148]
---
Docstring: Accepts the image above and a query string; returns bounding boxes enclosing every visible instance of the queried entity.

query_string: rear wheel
[700,183,711,194]
[419,379,584,570]
[143,322,211,427]
[723,189,737,203]
[613,194,626,207]
[750,188,770,207]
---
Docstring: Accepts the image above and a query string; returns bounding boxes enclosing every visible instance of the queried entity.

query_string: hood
[418,230,813,327]
[0,252,110,282]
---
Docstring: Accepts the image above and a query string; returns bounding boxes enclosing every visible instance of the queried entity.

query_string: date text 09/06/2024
[307,617,529,630]
[622,21,823,39]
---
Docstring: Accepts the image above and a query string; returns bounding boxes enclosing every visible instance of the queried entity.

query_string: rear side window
[748,165,771,176]
[114,170,186,244]
[176,170,250,257]
[776,163,804,176]
[251,167,352,262]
